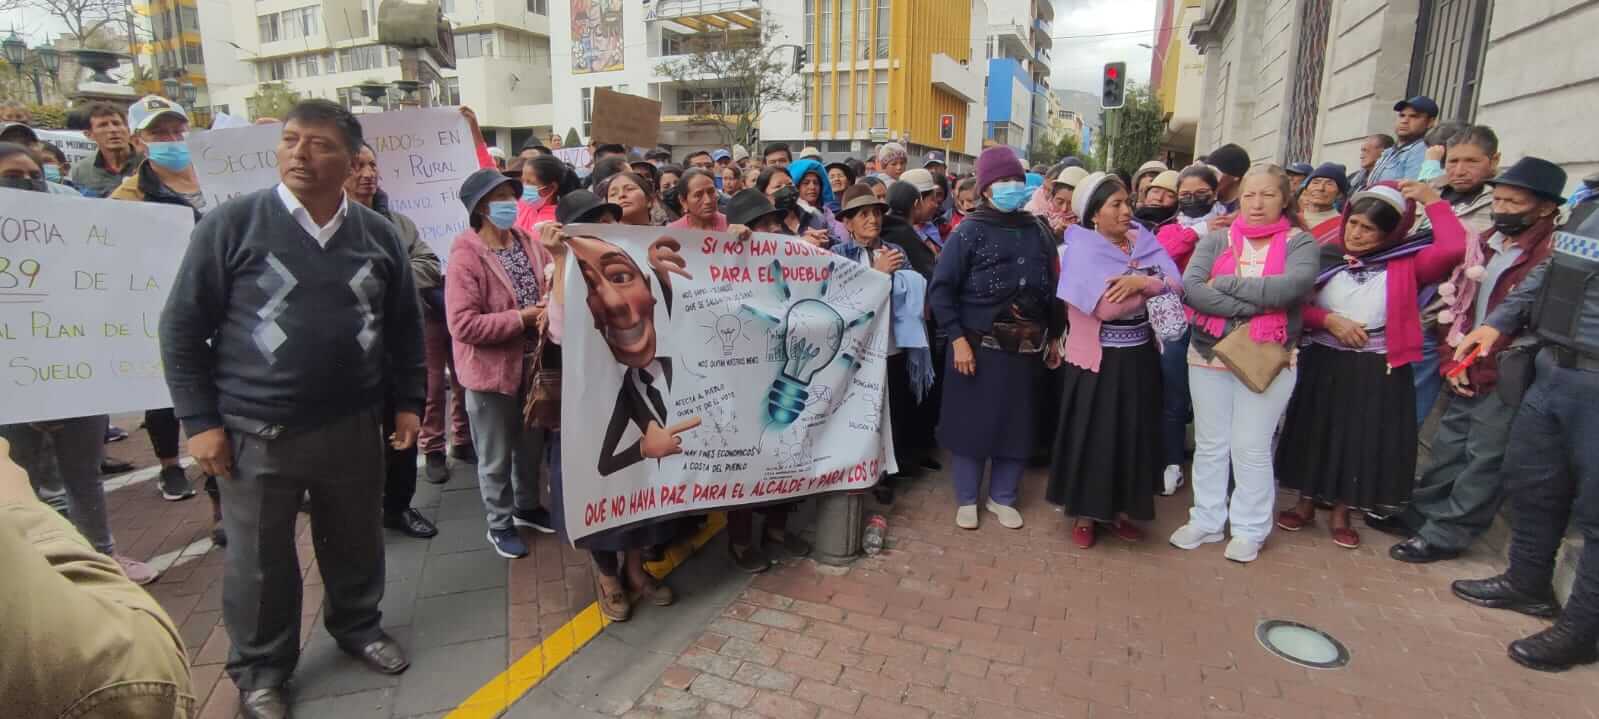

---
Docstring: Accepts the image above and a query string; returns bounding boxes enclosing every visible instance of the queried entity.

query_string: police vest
[1534,216,1599,356]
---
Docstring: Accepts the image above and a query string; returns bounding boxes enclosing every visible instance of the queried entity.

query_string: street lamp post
[2,32,60,105]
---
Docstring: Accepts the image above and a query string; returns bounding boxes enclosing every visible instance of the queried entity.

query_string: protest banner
[553,146,592,169]
[34,129,97,166]
[559,224,896,541]
[186,107,478,258]
[589,89,662,151]
[0,190,194,423]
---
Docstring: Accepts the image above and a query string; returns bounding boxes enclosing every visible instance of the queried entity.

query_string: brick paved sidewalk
[625,467,1599,719]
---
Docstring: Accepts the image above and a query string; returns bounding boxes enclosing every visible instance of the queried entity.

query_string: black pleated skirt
[1045,343,1163,521]
[1275,343,1417,514]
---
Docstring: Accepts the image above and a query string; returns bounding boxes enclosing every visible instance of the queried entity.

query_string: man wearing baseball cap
[109,95,224,530]
[1366,95,1439,188]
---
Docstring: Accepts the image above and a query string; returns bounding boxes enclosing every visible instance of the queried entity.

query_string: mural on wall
[571,0,625,74]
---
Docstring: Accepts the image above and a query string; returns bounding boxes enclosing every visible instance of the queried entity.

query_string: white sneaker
[985,501,1023,529]
[955,504,979,530]
[1161,465,1185,496]
[1168,523,1224,550]
[1224,537,1262,563]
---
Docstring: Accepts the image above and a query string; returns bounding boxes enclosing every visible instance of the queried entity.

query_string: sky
[1047,0,1159,95]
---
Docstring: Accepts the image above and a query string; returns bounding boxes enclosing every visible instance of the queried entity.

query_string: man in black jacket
[160,100,423,719]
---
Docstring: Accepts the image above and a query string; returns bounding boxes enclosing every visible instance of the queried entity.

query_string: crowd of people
[5,88,1599,718]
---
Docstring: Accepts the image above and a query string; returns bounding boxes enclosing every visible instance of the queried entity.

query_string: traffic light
[793,47,809,74]
[1102,61,1126,109]
[939,114,955,142]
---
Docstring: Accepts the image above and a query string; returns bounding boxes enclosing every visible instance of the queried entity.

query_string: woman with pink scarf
[1168,166,1319,564]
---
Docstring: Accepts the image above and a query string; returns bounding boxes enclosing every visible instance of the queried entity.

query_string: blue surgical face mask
[145,140,192,171]
[42,164,62,183]
[522,184,542,203]
[989,181,1030,213]
[486,200,519,230]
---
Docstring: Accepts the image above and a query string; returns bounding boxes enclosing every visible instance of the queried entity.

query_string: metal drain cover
[1255,619,1349,669]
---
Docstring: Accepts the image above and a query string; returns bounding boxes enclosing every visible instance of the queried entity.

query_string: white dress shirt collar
[276,183,350,248]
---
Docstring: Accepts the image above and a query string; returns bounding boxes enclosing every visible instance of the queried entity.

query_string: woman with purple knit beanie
[927,146,1063,531]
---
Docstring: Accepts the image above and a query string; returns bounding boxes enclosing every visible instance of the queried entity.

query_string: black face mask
[0,175,47,193]
[1134,204,1178,225]
[1491,210,1538,237]
[771,186,799,213]
[1178,195,1214,218]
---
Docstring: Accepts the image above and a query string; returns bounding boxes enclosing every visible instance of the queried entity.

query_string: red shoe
[1331,527,1361,549]
[1109,519,1144,542]
[1276,509,1314,532]
[1072,524,1097,549]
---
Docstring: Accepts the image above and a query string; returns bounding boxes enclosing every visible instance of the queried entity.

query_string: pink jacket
[445,227,555,396]
[1156,224,1201,271]
[1304,201,1467,368]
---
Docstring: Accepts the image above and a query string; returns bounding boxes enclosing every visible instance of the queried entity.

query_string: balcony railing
[648,0,760,21]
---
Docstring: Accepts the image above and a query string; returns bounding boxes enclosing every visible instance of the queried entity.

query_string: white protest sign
[34,129,98,166]
[553,146,592,168]
[560,224,895,541]
[187,107,479,259]
[0,189,194,423]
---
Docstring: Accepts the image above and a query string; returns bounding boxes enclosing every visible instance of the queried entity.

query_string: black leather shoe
[451,443,477,464]
[1363,513,1415,538]
[344,634,410,675]
[99,458,135,475]
[423,452,449,484]
[384,508,438,539]
[1451,574,1561,618]
[1509,623,1599,672]
[1389,536,1461,564]
[239,687,289,719]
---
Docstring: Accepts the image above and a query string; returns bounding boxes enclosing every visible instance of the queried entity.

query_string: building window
[819,1,831,63]
[581,87,594,138]
[296,54,320,77]
[660,30,687,56]
[258,14,280,42]
[260,58,291,81]
[1408,0,1493,122]
[183,44,204,64]
[875,0,890,59]
[855,73,868,128]
[838,0,852,62]
[803,0,815,68]
[803,80,813,131]
[337,44,385,72]
[526,0,545,14]
[819,75,831,131]
[180,7,200,31]
[454,31,494,59]
[856,0,870,60]
[677,86,755,117]
[873,72,887,127]
[439,77,460,105]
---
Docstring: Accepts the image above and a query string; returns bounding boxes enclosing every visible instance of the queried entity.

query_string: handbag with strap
[521,333,561,431]
[1212,325,1290,393]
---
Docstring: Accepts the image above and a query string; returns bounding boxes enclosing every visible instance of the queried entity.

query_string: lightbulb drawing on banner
[741,259,876,428]
[701,312,747,356]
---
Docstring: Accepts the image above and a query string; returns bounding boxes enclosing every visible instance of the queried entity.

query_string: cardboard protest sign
[0,190,194,423]
[589,89,662,151]
[187,107,478,259]
[559,224,896,541]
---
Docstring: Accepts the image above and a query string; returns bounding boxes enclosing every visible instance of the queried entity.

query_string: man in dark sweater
[159,100,425,719]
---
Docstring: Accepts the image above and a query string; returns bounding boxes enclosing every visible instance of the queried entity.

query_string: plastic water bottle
[863,514,888,556]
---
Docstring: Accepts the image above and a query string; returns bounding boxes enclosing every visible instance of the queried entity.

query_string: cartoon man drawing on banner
[569,233,702,476]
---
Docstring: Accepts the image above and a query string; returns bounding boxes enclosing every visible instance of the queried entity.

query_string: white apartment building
[201,0,555,151]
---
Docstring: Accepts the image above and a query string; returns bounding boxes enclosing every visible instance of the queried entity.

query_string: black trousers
[1503,353,1599,638]
[145,408,181,460]
[219,409,387,690]
[382,409,418,517]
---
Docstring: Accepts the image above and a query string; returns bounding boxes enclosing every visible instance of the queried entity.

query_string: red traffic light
[1106,67,1119,79]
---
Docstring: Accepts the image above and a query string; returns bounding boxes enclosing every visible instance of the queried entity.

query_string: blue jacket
[1366,139,1426,187]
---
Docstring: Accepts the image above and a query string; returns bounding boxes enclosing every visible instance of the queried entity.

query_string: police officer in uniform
[1449,158,1599,672]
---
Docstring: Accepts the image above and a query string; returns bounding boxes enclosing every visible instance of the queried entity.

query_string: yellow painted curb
[444,512,728,719]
